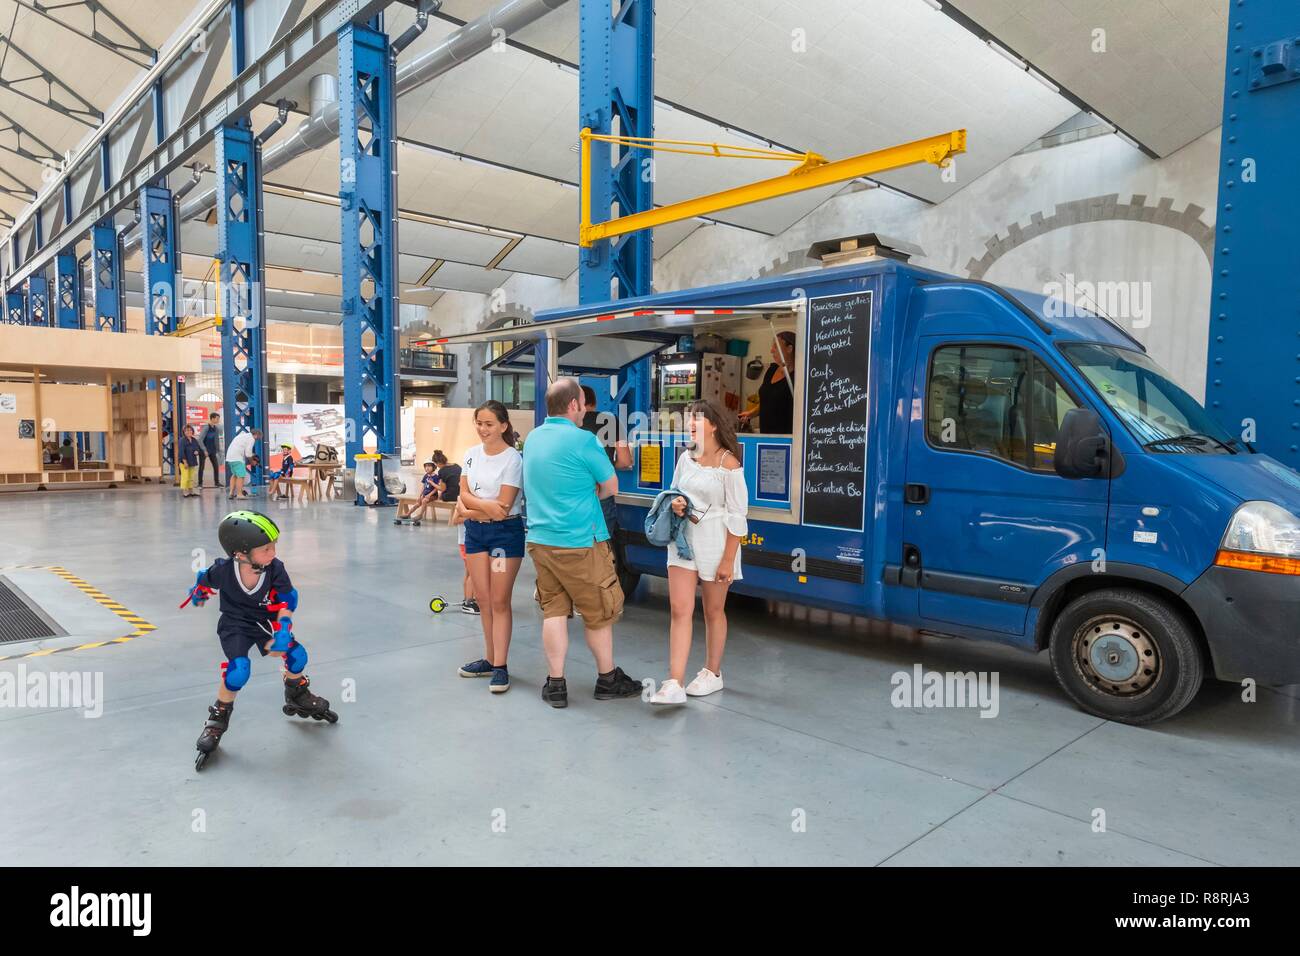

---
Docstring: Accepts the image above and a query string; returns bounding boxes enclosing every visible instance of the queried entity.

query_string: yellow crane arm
[579,128,966,248]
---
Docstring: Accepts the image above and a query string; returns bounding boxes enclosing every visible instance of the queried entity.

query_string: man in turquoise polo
[523,378,642,708]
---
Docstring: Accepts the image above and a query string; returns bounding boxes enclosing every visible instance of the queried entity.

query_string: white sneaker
[649,678,687,705]
[685,668,724,697]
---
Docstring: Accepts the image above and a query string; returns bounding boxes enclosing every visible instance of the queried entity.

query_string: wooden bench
[281,475,315,503]
[395,496,456,523]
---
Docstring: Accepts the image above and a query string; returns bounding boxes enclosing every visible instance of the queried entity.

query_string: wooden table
[297,461,342,501]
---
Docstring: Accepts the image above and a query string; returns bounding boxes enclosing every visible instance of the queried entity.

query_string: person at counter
[738,331,796,433]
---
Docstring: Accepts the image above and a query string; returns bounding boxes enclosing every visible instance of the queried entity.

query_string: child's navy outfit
[270,453,295,481]
[421,471,439,497]
[198,557,295,661]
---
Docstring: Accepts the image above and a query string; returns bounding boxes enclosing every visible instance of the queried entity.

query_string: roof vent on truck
[807,232,924,267]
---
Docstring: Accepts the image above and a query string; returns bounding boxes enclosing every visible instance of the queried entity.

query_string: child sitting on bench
[267,443,297,500]
[396,459,442,526]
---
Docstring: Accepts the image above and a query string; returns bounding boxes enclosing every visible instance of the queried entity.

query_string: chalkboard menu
[802,290,872,530]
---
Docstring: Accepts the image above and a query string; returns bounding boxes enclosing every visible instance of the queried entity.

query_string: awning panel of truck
[426,306,781,350]
[484,334,675,375]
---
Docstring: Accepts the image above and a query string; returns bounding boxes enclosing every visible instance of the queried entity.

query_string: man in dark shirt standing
[199,411,223,488]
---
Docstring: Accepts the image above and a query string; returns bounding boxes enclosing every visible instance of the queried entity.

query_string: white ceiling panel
[420,259,513,295]
[396,217,514,267]
[497,236,577,279]
[434,0,1078,202]
[944,0,1227,156]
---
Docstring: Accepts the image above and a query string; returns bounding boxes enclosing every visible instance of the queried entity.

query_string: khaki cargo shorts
[528,540,624,628]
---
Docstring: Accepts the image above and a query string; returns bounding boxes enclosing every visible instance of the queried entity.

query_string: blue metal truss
[55,251,80,328]
[92,219,123,331]
[25,272,48,326]
[338,21,400,505]
[569,0,655,424]
[578,0,654,303]
[143,183,181,477]
[4,289,23,325]
[215,122,268,474]
[1206,5,1300,464]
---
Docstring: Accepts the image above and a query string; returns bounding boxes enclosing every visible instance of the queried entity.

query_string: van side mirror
[1055,407,1115,479]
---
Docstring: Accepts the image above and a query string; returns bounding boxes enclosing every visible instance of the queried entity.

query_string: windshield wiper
[1144,433,1237,454]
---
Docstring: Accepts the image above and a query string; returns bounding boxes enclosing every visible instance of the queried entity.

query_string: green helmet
[218,510,280,558]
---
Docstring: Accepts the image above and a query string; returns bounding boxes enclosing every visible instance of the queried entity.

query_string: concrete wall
[414,126,1221,403]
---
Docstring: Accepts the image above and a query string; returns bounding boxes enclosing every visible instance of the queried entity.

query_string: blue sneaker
[490,667,510,694]
[458,658,493,678]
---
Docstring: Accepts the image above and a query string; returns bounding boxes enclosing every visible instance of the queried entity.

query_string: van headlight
[1216,501,1300,574]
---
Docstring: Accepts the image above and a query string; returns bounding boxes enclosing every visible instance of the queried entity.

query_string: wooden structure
[0,325,201,491]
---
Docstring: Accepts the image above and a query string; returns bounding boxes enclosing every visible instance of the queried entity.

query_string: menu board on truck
[801,290,872,531]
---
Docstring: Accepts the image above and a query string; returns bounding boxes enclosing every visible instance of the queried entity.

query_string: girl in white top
[651,400,749,705]
[454,401,524,693]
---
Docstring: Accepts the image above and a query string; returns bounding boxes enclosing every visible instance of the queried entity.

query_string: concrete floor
[1,485,1297,866]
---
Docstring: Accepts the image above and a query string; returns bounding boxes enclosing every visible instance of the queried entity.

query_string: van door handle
[905,483,930,505]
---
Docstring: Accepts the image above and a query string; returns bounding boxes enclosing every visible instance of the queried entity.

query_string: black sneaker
[542,676,568,708]
[461,598,480,616]
[594,666,642,700]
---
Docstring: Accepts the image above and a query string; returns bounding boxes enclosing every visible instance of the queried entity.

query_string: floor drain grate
[0,578,56,644]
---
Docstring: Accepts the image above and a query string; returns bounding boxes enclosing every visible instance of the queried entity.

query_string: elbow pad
[266,587,298,613]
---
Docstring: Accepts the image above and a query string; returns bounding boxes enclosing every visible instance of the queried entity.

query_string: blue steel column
[55,251,80,328]
[338,21,400,505]
[143,183,182,477]
[4,289,23,325]
[573,0,654,426]
[25,273,49,326]
[215,123,268,474]
[1206,6,1300,464]
[92,220,124,331]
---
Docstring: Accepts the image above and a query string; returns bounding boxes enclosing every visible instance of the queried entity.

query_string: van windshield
[1061,343,1241,454]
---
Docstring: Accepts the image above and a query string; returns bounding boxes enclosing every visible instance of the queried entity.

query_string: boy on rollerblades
[185,510,337,770]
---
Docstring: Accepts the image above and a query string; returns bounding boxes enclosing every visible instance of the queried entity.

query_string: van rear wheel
[1048,588,1204,725]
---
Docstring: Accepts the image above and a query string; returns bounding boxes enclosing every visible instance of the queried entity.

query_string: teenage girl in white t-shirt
[454,400,524,694]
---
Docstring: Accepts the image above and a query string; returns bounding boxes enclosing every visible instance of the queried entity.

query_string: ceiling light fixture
[986,39,1026,69]
[1026,67,1059,93]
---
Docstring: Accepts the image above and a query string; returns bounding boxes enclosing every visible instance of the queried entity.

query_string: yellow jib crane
[579,127,966,247]
[168,258,223,337]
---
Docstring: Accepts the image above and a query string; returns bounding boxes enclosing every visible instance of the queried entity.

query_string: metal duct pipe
[256,99,298,146]
[393,0,441,54]
[169,0,570,233]
[172,164,207,204]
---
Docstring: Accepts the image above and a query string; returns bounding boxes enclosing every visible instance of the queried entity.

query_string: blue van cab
[457,256,1300,724]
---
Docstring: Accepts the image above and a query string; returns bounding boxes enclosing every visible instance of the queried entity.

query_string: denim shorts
[463,516,525,558]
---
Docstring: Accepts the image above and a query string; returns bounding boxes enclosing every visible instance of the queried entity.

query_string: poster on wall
[267,404,296,468]
[292,403,347,462]
[0,393,16,414]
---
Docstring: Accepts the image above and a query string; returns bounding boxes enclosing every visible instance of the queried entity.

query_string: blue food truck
[447,253,1300,724]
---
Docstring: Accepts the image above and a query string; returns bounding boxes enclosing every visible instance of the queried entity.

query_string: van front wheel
[1048,588,1204,725]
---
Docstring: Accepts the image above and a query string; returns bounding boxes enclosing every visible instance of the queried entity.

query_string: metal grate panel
[0,579,56,644]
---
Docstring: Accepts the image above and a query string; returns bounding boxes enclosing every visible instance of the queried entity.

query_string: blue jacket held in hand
[645,488,693,560]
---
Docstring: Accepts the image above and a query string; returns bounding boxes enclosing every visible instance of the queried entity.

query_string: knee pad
[284,641,308,675]
[222,656,252,691]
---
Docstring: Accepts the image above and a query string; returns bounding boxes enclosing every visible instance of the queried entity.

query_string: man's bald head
[546,378,584,422]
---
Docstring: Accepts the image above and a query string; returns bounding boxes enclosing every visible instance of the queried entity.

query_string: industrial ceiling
[0,0,1228,321]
